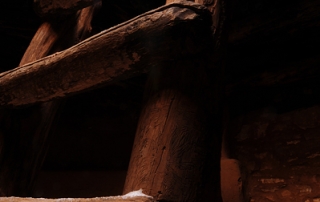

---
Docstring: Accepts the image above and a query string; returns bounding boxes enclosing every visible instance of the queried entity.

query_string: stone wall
[230,105,320,202]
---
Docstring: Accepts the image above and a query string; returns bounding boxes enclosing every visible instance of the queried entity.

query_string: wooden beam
[33,0,95,18]
[0,2,212,108]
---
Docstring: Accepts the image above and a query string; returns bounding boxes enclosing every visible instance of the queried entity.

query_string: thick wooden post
[123,61,222,201]
[123,2,224,201]
[123,0,225,201]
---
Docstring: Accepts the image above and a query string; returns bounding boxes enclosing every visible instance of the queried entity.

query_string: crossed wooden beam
[0,2,212,108]
[2,0,320,107]
[1,0,318,201]
[0,1,223,201]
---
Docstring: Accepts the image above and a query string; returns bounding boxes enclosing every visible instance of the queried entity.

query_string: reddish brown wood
[165,0,175,4]
[19,23,59,65]
[0,2,212,108]
[123,57,222,202]
[123,1,224,201]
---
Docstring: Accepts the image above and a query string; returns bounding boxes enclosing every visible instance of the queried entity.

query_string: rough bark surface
[123,59,222,202]
[123,2,223,201]
[0,2,212,108]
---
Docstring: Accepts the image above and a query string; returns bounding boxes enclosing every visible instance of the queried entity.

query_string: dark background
[1,0,320,200]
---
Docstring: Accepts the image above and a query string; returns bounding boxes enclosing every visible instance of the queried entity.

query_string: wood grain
[123,1,223,201]
[123,56,222,202]
[0,2,212,108]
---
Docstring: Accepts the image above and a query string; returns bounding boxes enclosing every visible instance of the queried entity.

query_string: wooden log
[19,23,59,65]
[123,1,223,201]
[123,59,223,202]
[0,2,212,108]
[33,0,94,19]
[0,4,98,196]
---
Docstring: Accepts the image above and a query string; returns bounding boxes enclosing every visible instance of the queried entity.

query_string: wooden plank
[0,2,212,108]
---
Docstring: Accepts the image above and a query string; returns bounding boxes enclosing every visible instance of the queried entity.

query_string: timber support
[0,1,225,201]
[123,0,224,201]
[0,2,213,107]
